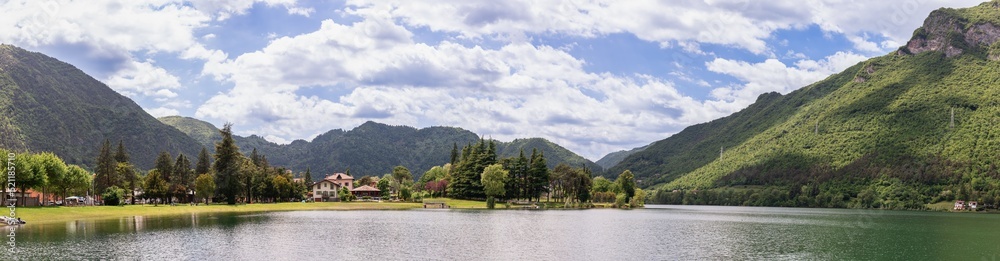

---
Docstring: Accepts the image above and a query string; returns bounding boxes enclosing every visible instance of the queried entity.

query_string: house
[312,173,354,202]
[969,201,978,210]
[955,200,965,210]
[351,185,380,198]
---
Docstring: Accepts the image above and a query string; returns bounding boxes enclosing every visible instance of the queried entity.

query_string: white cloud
[4,0,986,161]
[706,51,868,108]
[345,0,783,54]
[104,60,182,99]
[345,0,986,54]
[196,17,724,159]
[146,107,181,118]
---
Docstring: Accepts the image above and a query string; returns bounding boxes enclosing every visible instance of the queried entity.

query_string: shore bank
[14,201,423,224]
[13,198,623,224]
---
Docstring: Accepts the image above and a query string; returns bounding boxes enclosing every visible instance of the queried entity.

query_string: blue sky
[0,0,988,160]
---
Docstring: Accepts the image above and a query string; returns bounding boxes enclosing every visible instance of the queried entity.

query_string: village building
[955,200,965,210]
[350,185,381,199]
[312,173,354,201]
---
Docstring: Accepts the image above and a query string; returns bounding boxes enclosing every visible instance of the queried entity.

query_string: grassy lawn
[15,201,422,224]
[15,198,615,224]
[422,198,487,209]
[421,198,617,209]
[926,201,955,211]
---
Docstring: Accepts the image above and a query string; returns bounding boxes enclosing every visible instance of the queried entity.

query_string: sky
[0,0,988,161]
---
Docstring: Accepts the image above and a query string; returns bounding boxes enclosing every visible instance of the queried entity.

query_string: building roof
[313,179,342,187]
[324,173,354,181]
[351,185,380,192]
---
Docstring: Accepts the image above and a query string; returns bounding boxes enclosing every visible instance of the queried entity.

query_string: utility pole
[950,108,955,128]
[720,146,724,159]
[815,121,819,135]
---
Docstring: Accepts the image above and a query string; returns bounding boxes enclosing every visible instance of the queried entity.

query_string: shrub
[102,186,126,206]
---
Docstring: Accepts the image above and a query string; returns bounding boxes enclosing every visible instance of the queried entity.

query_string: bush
[400,187,412,202]
[614,193,628,208]
[102,186,126,206]
[630,189,647,208]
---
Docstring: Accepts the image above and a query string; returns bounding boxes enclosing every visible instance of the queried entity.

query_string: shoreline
[13,198,622,224]
[14,202,424,225]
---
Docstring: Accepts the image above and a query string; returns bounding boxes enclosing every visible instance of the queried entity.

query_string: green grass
[422,198,487,209]
[14,202,422,224]
[926,201,956,211]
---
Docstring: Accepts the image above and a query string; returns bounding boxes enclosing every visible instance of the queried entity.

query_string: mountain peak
[900,1,1000,58]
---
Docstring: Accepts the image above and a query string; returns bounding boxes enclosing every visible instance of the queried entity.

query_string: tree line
[0,148,92,206]
[87,124,310,206]
[411,139,646,208]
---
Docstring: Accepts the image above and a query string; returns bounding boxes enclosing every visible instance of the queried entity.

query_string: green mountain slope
[596,145,648,170]
[612,1,1000,208]
[159,117,603,179]
[496,138,603,171]
[0,44,203,169]
[158,116,222,147]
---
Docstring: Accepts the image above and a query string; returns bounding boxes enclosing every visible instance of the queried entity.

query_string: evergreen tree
[528,149,549,202]
[500,150,529,201]
[114,140,130,164]
[449,140,496,199]
[486,140,497,162]
[117,162,138,204]
[214,124,244,205]
[450,143,459,166]
[94,139,117,195]
[155,151,174,203]
[174,154,193,203]
[143,170,168,206]
[304,168,313,188]
[195,147,211,175]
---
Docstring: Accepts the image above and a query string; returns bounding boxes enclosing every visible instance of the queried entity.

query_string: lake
[4,205,1000,260]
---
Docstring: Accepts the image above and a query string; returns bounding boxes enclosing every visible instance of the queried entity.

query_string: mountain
[595,145,648,170]
[0,44,203,169]
[611,1,1000,207]
[158,116,222,147]
[496,138,603,172]
[158,117,603,179]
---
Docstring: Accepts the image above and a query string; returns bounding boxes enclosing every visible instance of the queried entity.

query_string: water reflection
[5,206,1000,260]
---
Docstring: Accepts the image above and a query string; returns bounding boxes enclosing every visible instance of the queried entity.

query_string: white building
[312,173,354,202]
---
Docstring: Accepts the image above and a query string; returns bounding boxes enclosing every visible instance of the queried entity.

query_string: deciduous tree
[194,173,215,205]
[481,163,508,209]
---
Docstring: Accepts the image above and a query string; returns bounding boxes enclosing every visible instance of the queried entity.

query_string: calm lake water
[4,205,1000,260]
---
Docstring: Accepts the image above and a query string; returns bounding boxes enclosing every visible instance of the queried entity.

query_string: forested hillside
[159,117,602,180]
[611,1,1000,209]
[0,44,202,169]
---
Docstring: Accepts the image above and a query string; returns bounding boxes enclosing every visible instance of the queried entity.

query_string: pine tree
[214,124,244,205]
[155,151,174,203]
[114,140,130,164]
[195,147,211,175]
[117,162,138,204]
[528,149,549,202]
[174,154,192,203]
[450,143,459,166]
[304,168,313,188]
[94,139,116,195]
